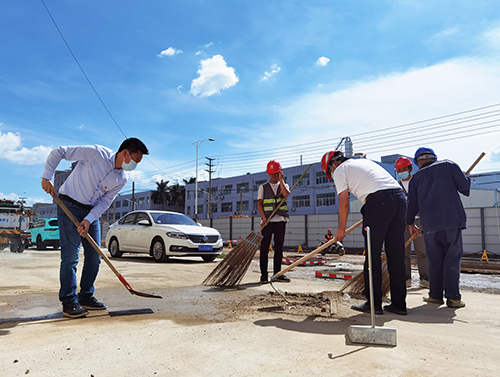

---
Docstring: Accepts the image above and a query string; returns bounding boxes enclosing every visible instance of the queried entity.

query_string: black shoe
[351,301,383,315]
[78,295,107,310]
[63,302,88,318]
[275,275,291,282]
[383,304,407,315]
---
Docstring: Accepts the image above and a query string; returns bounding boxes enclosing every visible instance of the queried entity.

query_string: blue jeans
[424,228,463,300]
[57,199,101,305]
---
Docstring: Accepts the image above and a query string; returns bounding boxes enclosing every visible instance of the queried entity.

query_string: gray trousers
[405,218,428,280]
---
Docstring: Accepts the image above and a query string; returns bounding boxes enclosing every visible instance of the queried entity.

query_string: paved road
[1,247,499,376]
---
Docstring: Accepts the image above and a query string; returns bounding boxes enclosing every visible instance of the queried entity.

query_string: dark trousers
[424,228,463,300]
[260,221,286,278]
[361,189,407,309]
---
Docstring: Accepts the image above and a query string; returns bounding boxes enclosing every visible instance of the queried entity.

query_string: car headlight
[166,231,188,240]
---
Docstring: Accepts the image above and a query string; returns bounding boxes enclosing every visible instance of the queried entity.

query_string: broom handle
[271,219,363,280]
[52,193,122,279]
[257,164,312,233]
[407,151,485,244]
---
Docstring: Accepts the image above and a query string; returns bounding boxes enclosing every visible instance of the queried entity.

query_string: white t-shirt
[257,181,290,223]
[400,178,410,194]
[333,158,400,205]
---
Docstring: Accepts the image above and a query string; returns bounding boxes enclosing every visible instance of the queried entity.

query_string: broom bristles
[203,231,263,286]
[340,253,390,296]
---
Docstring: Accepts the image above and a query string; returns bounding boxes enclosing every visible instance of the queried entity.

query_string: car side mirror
[137,219,151,226]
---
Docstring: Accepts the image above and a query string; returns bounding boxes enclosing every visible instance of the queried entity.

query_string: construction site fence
[201,207,500,255]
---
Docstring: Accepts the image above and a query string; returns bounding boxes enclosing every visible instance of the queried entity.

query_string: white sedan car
[106,210,223,262]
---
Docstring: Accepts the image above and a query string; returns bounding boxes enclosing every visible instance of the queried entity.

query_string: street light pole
[192,138,215,221]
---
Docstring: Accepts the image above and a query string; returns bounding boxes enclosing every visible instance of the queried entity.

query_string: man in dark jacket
[406,147,471,308]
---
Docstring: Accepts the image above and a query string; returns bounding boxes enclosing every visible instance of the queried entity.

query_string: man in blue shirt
[41,138,149,318]
[406,147,470,309]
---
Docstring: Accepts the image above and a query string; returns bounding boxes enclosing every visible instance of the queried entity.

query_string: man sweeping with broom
[321,151,407,315]
[257,160,291,283]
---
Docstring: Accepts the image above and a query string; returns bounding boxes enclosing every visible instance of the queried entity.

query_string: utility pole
[132,182,135,211]
[205,157,215,222]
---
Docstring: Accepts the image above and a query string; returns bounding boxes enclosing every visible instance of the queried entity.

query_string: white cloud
[316,57,330,66]
[260,63,281,81]
[190,55,239,97]
[243,55,500,174]
[0,130,52,165]
[158,47,183,57]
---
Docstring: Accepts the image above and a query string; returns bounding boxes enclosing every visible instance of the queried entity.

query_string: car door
[112,213,137,251]
[128,212,153,253]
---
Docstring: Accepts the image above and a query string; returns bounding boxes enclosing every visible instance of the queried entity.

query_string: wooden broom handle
[271,219,363,280]
[52,193,122,279]
[408,151,485,243]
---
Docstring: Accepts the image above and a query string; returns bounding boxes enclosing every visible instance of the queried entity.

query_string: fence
[201,207,500,255]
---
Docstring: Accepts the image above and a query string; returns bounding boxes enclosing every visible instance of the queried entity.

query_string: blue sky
[2,0,500,205]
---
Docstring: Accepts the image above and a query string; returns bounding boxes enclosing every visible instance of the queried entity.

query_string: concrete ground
[1,247,499,377]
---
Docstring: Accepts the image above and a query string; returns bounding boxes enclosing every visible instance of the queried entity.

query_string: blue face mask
[122,152,138,171]
[399,171,410,180]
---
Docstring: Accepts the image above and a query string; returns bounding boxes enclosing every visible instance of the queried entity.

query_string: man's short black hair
[118,138,149,155]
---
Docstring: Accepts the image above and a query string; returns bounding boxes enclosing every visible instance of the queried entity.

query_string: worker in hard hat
[321,150,407,315]
[407,147,470,309]
[257,160,291,283]
[325,228,333,243]
[395,156,429,289]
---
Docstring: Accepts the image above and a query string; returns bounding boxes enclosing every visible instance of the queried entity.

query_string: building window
[122,200,128,207]
[187,191,191,200]
[138,197,145,205]
[236,200,249,212]
[197,205,204,214]
[253,201,258,211]
[254,179,266,191]
[222,185,232,195]
[221,202,233,212]
[317,193,335,206]
[316,171,331,184]
[237,182,249,193]
[209,187,217,197]
[115,201,121,208]
[197,190,204,199]
[293,173,309,186]
[292,195,310,208]
[187,206,190,215]
[147,197,150,204]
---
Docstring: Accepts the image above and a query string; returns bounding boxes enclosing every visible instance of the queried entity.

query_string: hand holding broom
[203,164,312,286]
[53,193,162,299]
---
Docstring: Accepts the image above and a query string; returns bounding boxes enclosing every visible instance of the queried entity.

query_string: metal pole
[195,145,199,221]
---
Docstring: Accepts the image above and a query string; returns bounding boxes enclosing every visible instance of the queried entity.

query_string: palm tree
[169,183,185,207]
[152,180,171,210]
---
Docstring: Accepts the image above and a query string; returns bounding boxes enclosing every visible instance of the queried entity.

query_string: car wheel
[109,237,123,258]
[36,235,45,250]
[202,255,217,262]
[151,238,168,262]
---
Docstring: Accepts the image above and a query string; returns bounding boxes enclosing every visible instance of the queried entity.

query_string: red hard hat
[328,229,332,232]
[321,151,343,179]
[395,156,412,170]
[266,160,282,174]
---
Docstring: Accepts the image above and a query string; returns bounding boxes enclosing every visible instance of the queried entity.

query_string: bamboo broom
[340,152,486,296]
[202,164,312,286]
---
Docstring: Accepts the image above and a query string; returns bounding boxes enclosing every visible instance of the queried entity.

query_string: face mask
[122,152,138,171]
[399,171,410,180]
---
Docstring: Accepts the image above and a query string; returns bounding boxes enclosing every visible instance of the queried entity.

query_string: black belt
[365,188,402,202]
[59,194,94,211]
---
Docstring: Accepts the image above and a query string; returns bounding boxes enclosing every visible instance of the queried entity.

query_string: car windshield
[150,212,198,226]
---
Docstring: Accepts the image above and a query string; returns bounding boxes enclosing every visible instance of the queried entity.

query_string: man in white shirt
[41,138,148,318]
[257,160,290,283]
[321,151,407,315]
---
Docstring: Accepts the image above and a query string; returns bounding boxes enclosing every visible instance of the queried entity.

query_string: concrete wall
[200,207,500,255]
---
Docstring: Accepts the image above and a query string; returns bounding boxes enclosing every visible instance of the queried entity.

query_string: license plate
[0,237,8,243]
[198,245,213,251]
